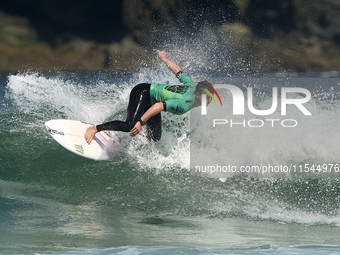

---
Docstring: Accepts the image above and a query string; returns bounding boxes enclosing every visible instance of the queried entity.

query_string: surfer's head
[195,81,214,107]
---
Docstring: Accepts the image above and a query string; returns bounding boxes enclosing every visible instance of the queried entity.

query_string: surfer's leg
[125,83,151,127]
[146,112,162,141]
[96,83,150,132]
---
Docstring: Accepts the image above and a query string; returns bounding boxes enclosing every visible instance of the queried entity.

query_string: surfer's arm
[130,102,164,137]
[158,50,181,75]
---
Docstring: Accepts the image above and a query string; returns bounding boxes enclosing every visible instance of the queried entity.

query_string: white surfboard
[45,119,114,160]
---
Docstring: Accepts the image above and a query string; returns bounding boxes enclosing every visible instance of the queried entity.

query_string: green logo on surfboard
[75,144,84,154]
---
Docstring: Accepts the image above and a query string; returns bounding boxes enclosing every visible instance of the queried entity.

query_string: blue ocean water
[1,69,340,255]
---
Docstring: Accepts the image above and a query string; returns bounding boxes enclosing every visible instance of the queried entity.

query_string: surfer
[85,50,214,144]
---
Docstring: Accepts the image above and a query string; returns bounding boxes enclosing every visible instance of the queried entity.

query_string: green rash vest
[150,72,197,115]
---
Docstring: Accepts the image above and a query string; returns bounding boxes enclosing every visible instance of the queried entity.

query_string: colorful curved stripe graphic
[200,83,223,106]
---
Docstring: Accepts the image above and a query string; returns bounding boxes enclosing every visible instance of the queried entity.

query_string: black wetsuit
[96,72,197,141]
[96,83,162,141]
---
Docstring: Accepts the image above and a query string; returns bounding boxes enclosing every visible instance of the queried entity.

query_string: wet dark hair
[195,81,214,94]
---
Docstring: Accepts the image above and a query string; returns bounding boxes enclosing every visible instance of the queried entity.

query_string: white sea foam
[190,79,340,178]
[6,72,340,176]
[6,71,191,170]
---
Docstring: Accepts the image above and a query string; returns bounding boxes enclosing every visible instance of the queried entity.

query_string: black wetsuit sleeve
[96,123,111,132]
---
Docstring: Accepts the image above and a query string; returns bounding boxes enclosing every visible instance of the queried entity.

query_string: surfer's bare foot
[85,126,98,144]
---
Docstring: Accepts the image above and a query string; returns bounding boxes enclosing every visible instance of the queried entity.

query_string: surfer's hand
[85,125,97,144]
[157,50,167,60]
[157,50,181,75]
[130,122,142,137]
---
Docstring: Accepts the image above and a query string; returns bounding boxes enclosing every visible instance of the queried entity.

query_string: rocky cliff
[1,0,340,73]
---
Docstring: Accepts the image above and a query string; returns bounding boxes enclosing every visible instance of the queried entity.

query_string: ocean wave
[2,71,340,228]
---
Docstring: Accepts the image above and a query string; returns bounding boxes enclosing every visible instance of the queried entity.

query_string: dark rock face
[245,0,296,37]
[0,12,37,46]
[245,0,340,43]
[0,0,340,73]
[0,0,127,44]
[294,0,340,43]
[123,0,239,46]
